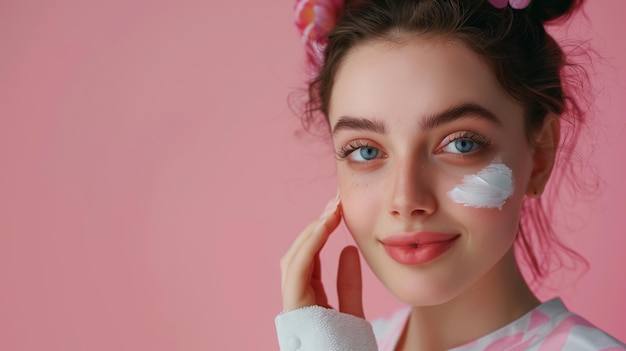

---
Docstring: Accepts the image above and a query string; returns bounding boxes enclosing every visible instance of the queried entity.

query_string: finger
[280,198,342,311]
[280,201,341,287]
[280,221,321,280]
[281,214,338,311]
[311,253,330,308]
[312,252,322,281]
[280,220,319,291]
[337,245,365,318]
[283,205,341,292]
[281,195,341,273]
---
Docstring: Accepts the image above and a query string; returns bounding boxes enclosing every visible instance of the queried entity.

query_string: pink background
[0,1,624,349]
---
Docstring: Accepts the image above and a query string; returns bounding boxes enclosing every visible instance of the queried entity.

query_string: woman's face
[329,39,540,306]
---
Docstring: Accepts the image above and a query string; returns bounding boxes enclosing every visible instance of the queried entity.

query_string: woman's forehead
[328,39,521,128]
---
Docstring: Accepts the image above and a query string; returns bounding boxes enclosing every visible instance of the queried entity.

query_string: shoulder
[456,298,625,351]
[529,298,625,350]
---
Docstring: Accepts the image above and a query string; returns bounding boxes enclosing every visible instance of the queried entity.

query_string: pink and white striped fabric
[372,298,625,350]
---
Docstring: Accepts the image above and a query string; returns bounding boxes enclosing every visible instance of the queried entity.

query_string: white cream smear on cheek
[447,160,514,210]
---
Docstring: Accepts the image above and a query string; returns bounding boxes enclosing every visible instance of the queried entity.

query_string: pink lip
[380,232,460,265]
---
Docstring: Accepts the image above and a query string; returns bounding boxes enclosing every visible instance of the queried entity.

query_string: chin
[361,250,467,307]
[383,275,463,307]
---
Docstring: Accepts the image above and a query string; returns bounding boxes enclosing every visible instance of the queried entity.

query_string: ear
[526,114,560,198]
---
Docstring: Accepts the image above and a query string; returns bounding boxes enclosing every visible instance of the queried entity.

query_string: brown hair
[301,0,591,281]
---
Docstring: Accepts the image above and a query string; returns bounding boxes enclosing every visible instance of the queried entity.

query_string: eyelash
[335,130,491,161]
[336,140,375,159]
[440,130,492,155]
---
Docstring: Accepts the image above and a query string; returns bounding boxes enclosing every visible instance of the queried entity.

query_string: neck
[396,248,540,351]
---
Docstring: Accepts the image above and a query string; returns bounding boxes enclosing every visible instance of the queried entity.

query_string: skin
[280,37,559,351]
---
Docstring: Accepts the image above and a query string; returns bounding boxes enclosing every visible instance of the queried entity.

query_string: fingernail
[312,192,340,235]
[320,193,340,219]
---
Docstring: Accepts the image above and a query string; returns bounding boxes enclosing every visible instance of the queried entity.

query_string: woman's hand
[280,194,365,319]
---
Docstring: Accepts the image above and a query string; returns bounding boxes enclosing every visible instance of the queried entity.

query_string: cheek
[446,162,514,210]
[443,162,528,242]
[452,201,522,239]
[337,171,382,239]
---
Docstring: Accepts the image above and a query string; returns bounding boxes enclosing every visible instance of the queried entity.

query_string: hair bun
[528,0,585,24]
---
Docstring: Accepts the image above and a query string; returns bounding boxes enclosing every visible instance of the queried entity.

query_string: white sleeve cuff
[275,305,378,351]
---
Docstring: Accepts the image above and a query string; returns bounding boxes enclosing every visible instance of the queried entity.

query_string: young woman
[276,0,626,349]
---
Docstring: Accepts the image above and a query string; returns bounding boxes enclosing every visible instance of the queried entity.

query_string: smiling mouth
[403,237,457,249]
[381,232,460,247]
[381,234,460,265]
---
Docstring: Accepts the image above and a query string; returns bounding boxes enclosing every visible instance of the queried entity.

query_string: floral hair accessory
[488,0,531,10]
[295,0,344,70]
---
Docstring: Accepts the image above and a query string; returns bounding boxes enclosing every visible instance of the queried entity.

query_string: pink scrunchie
[488,0,531,9]
[294,0,344,69]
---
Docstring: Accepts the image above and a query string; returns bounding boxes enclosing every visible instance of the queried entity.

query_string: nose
[388,158,437,219]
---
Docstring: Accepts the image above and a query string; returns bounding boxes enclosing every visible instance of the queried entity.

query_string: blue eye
[454,139,475,153]
[336,142,382,162]
[358,146,379,160]
[442,138,480,154]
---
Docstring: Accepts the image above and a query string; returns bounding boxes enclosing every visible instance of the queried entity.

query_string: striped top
[372,298,625,350]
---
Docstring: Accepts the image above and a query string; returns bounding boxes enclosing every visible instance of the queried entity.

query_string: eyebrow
[332,103,501,135]
[332,116,387,135]
[420,103,502,131]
